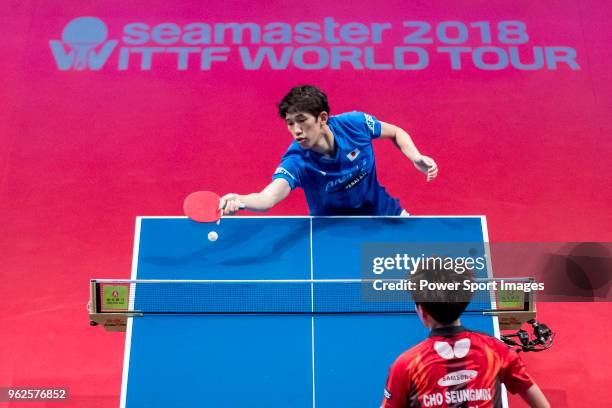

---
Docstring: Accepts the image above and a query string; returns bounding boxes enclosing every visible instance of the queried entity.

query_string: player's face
[285,112,326,149]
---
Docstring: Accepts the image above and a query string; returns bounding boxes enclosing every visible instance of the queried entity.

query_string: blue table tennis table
[119,216,505,407]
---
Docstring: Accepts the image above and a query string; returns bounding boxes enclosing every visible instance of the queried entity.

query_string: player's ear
[318,111,329,125]
[415,304,430,328]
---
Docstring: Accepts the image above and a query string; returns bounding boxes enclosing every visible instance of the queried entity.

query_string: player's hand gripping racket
[183,191,245,222]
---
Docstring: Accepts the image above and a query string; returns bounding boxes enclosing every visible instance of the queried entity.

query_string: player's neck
[311,126,335,157]
[429,319,461,330]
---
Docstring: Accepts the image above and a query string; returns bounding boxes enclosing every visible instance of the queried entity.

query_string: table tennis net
[91,278,534,315]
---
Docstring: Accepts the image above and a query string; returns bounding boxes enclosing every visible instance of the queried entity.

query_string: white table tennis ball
[208,231,218,242]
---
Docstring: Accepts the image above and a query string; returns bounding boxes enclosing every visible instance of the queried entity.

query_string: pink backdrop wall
[1,1,611,406]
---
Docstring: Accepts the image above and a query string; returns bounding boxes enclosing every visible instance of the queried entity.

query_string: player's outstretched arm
[379,121,439,182]
[219,178,291,214]
[520,384,550,408]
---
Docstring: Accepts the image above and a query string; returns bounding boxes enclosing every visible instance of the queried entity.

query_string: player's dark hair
[278,85,330,119]
[410,260,475,325]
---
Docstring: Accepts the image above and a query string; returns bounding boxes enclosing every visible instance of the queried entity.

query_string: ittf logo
[49,17,118,70]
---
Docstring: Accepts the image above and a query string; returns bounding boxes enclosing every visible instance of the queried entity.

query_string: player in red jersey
[381,266,549,408]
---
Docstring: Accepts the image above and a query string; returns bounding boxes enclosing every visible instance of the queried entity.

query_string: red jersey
[381,326,534,408]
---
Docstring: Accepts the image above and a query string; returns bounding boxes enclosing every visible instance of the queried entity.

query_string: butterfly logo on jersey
[433,338,471,359]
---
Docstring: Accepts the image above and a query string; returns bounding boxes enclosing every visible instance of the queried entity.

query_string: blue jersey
[272,111,402,216]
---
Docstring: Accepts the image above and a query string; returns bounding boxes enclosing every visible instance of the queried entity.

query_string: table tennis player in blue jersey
[219,85,438,216]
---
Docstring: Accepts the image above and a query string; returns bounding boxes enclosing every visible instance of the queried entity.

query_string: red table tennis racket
[183,191,244,222]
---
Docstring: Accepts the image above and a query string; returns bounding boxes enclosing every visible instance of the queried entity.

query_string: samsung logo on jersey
[437,370,477,387]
